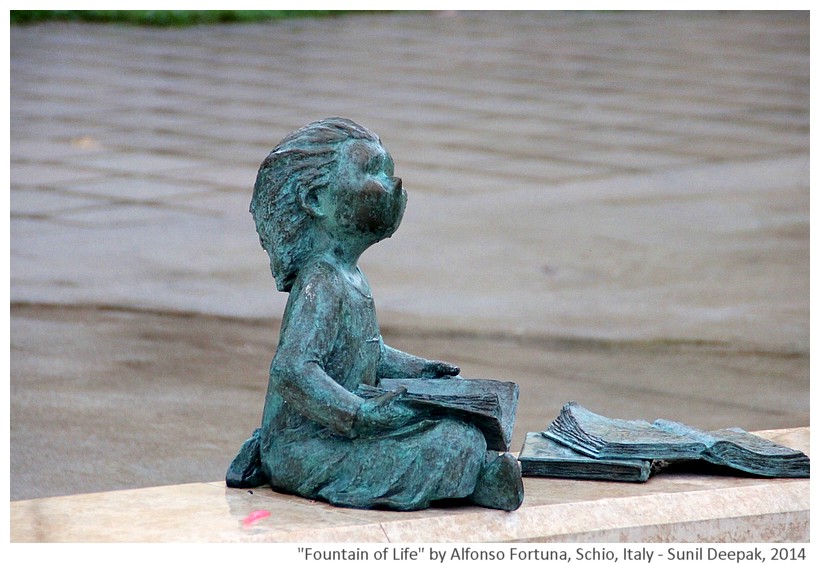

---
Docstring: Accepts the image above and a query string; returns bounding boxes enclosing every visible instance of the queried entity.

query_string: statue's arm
[377,341,460,380]
[263,274,362,437]
[270,355,362,436]
[263,268,415,438]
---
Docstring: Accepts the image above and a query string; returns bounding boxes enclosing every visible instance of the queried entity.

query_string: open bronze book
[520,402,809,481]
[357,378,518,451]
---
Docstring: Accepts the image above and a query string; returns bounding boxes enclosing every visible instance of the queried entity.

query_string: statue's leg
[225,428,267,488]
[468,451,525,511]
[264,419,487,511]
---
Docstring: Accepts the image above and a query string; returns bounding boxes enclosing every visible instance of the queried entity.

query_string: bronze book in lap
[357,378,518,451]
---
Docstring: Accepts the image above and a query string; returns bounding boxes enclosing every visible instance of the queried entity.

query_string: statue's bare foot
[469,451,524,511]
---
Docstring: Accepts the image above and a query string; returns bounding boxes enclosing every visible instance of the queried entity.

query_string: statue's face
[327,140,407,243]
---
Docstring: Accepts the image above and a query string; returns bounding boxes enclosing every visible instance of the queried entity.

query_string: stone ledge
[10,428,809,542]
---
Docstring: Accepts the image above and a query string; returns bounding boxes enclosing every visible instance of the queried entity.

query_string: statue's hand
[421,360,461,379]
[351,388,415,437]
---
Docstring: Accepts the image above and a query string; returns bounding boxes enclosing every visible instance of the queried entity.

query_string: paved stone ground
[10,12,809,501]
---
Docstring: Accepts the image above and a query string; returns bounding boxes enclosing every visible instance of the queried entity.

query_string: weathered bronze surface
[227,118,523,511]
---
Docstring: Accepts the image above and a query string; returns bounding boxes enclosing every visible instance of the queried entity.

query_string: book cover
[519,432,653,482]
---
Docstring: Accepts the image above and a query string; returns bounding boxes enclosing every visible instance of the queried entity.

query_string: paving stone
[10,161,110,188]
[10,189,106,217]
[75,152,213,174]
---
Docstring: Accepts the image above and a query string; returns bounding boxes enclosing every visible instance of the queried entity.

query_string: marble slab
[10,428,809,542]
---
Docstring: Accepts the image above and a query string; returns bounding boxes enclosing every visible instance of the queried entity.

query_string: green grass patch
[10,10,368,27]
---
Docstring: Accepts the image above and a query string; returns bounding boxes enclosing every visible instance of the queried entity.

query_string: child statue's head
[251,118,407,292]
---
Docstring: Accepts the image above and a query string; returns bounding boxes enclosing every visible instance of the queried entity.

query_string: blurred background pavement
[10,11,809,500]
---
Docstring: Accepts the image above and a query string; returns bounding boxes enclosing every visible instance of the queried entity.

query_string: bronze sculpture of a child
[227,118,523,511]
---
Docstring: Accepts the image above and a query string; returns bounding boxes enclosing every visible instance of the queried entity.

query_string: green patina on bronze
[226,118,523,511]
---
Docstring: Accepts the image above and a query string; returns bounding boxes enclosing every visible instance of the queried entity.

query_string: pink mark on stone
[242,509,271,528]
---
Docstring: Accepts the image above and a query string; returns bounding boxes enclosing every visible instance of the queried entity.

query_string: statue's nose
[392,177,403,190]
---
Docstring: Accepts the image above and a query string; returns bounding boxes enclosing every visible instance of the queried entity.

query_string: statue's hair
[251,117,381,292]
